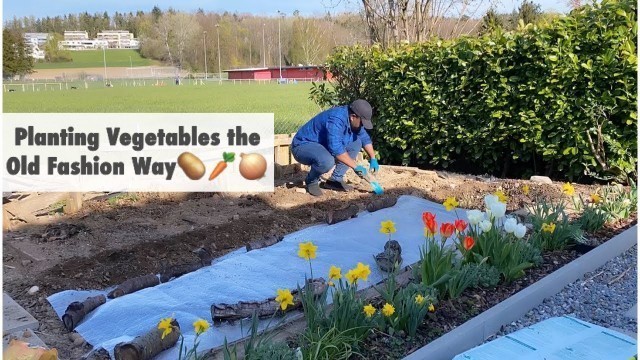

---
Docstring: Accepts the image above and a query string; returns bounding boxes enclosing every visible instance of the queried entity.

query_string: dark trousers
[291,139,362,184]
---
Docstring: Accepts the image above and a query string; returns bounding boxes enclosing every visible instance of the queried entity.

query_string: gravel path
[498,245,638,337]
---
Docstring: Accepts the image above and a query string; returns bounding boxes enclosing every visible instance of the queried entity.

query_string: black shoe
[306,182,324,196]
[322,179,353,192]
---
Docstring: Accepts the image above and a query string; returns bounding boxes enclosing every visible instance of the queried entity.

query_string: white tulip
[479,220,492,232]
[467,209,484,225]
[487,201,507,219]
[484,194,500,208]
[514,224,527,239]
[503,217,518,234]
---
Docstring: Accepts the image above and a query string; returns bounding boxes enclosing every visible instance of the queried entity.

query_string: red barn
[225,66,331,81]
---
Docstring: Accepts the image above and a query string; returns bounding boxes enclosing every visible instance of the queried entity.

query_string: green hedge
[313,0,637,182]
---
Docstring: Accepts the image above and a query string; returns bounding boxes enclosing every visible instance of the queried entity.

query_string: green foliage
[578,204,609,232]
[223,312,297,360]
[375,271,437,337]
[446,263,478,299]
[527,200,585,251]
[464,262,501,288]
[480,8,504,34]
[300,326,360,360]
[599,182,637,221]
[3,28,34,78]
[419,237,455,296]
[323,280,372,341]
[316,0,637,182]
[465,220,533,282]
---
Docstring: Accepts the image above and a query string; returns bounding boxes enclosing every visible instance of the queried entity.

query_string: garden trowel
[360,166,384,195]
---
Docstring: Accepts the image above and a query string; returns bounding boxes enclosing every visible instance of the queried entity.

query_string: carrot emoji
[209,152,235,181]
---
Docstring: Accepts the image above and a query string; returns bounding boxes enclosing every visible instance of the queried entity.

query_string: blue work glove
[370,158,379,173]
[354,165,367,178]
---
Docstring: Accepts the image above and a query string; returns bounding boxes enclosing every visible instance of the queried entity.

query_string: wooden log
[108,274,159,299]
[159,263,203,283]
[365,197,398,213]
[62,295,106,331]
[325,204,359,225]
[212,278,327,322]
[159,247,213,282]
[246,235,282,251]
[114,319,181,360]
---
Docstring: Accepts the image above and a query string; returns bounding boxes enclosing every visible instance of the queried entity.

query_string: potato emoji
[178,152,206,180]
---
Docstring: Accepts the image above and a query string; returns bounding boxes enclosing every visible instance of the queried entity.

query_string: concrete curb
[403,225,637,360]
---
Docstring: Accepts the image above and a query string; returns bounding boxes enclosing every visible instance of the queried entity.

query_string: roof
[224,65,323,72]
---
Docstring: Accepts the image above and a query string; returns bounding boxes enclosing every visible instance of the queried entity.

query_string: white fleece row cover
[48,195,467,359]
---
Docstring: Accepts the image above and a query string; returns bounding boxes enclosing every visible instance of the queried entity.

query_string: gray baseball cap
[349,99,373,129]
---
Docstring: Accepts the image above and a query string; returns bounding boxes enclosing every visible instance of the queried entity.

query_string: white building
[63,31,89,41]
[96,30,139,49]
[23,33,50,60]
[58,39,108,50]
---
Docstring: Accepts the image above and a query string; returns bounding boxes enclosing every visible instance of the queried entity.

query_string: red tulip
[440,223,455,238]
[463,236,475,251]
[422,212,437,236]
[455,219,468,233]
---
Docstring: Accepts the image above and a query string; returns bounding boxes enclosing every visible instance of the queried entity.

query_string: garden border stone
[402,225,637,360]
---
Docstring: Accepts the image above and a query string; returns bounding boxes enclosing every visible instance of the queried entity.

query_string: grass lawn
[34,49,156,69]
[3,82,322,134]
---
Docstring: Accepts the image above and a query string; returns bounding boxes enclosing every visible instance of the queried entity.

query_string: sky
[3,0,571,21]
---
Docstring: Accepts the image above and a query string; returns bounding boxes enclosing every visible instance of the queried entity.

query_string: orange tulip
[423,212,437,236]
[440,223,455,238]
[454,219,468,233]
[463,236,475,250]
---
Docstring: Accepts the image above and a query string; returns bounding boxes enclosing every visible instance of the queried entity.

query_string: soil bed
[2,168,633,359]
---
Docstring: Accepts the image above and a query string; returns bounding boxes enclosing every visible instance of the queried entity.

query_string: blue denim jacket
[291,105,372,156]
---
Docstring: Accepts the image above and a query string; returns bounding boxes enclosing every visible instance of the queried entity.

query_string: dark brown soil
[1,168,630,359]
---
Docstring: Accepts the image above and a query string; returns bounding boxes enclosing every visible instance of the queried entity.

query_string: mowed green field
[34,49,156,69]
[3,82,321,134]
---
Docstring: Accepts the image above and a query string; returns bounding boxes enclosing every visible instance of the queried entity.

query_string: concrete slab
[625,304,637,320]
[2,328,47,350]
[3,293,39,334]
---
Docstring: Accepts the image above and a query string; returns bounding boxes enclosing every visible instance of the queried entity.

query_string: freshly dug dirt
[0,168,616,359]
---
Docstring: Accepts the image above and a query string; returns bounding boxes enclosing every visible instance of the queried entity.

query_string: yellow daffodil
[328,265,342,280]
[157,317,173,339]
[590,193,602,204]
[380,220,396,234]
[193,319,210,335]
[275,288,294,311]
[355,262,371,282]
[541,222,556,234]
[443,197,459,211]
[363,304,376,317]
[298,241,317,260]
[415,294,425,305]
[522,185,530,195]
[382,303,395,317]
[345,269,359,284]
[328,281,335,287]
[562,183,575,196]
[428,303,435,312]
[494,190,508,203]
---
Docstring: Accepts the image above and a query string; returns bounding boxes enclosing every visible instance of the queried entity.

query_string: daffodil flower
[380,220,396,234]
[157,317,174,339]
[363,304,376,317]
[275,288,294,311]
[382,303,395,317]
[443,197,459,211]
[193,319,210,335]
[297,241,317,260]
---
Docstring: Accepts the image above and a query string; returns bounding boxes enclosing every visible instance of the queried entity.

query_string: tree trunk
[108,274,160,299]
[366,197,398,212]
[325,204,359,225]
[62,295,106,331]
[212,278,327,322]
[114,319,181,360]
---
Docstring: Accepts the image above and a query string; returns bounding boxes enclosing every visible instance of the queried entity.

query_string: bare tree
[360,0,487,46]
